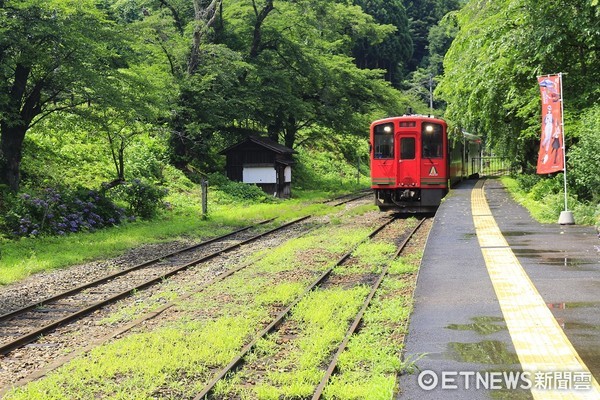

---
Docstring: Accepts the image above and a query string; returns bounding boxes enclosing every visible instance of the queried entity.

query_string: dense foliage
[437,0,600,213]
[2,0,599,241]
[2,0,441,239]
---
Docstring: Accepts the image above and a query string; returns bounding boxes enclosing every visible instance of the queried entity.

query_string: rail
[311,217,428,399]
[0,216,310,356]
[192,216,397,399]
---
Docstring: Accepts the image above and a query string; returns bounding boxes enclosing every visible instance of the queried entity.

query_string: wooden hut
[220,136,295,198]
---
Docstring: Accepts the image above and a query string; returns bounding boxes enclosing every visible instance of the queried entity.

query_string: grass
[3,214,383,399]
[214,224,421,399]
[216,287,371,399]
[0,214,230,285]
[5,317,254,399]
[0,191,340,286]
[500,177,558,223]
[500,176,599,226]
[105,221,373,328]
[350,242,397,273]
[99,284,181,326]
[323,256,419,399]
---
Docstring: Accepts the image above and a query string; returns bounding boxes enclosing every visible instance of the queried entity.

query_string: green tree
[437,0,600,170]
[401,9,460,111]
[403,0,462,70]
[0,0,123,192]
[167,0,413,169]
[352,0,413,87]
[568,106,600,201]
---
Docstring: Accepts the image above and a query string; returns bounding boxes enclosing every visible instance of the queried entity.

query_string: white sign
[243,167,276,184]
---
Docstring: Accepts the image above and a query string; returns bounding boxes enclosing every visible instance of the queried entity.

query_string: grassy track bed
[0,197,334,286]
[210,218,422,399]
[2,209,387,399]
[323,255,421,399]
[0,219,319,389]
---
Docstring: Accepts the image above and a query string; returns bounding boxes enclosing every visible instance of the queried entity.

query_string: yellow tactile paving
[471,181,600,399]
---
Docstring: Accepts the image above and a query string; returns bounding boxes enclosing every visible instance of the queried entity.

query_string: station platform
[398,178,600,399]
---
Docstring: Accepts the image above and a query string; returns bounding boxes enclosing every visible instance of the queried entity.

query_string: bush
[293,146,368,193]
[206,173,275,203]
[529,174,563,201]
[2,187,125,238]
[513,173,540,193]
[569,105,600,201]
[110,179,169,220]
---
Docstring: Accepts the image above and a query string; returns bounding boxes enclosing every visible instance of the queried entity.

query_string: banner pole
[560,72,567,212]
[558,72,575,224]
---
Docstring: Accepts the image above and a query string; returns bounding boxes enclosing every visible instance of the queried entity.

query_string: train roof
[371,114,446,126]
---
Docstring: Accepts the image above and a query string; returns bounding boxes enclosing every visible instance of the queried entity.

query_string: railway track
[192,216,429,399]
[311,217,427,399]
[0,216,310,356]
[0,195,403,397]
[325,189,372,207]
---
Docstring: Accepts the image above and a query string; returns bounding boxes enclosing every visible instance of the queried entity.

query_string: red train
[370,114,481,212]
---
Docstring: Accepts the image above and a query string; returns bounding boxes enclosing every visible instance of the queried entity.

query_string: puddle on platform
[575,348,600,379]
[563,321,600,332]
[490,386,534,400]
[449,340,519,365]
[511,248,598,270]
[512,248,564,256]
[447,316,506,335]
[547,303,600,378]
[540,258,597,268]
[501,231,532,237]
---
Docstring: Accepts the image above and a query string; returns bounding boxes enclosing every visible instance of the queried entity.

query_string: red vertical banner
[537,75,564,174]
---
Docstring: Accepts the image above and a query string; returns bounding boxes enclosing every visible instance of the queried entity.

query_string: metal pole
[429,75,434,113]
[557,72,574,224]
[559,72,568,212]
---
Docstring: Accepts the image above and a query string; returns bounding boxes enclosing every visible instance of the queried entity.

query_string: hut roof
[219,136,296,155]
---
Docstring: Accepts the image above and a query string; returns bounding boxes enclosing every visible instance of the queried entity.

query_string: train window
[422,123,443,158]
[373,123,394,159]
[400,137,415,159]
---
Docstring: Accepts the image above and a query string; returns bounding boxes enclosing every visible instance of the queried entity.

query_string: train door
[398,132,419,186]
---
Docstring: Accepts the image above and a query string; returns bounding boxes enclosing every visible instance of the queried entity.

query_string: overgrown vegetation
[3,217,378,398]
[437,0,600,225]
[1,0,460,238]
[501,175,599,226]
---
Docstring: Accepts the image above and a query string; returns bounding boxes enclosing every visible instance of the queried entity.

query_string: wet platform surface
[398,178,600,399]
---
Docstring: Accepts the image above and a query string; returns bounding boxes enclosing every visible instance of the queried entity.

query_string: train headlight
[424,125,434,133]
[384,125,392,133]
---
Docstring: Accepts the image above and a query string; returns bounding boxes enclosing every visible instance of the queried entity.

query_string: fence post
[201,179,208,220]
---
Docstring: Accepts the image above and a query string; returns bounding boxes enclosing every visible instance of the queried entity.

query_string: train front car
[370,115,449,213]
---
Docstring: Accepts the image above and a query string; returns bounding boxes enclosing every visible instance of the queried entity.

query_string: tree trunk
[284,116,297,149]
[0,124,28,191]
[188,0,222,75]
[0,63,37,192]
[157,0,184,34]
[249,0,274,59]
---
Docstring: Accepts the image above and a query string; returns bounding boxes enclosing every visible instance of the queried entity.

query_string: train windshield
[400,138,415,159]
[422,123,443,158]
[373,123,394,159]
